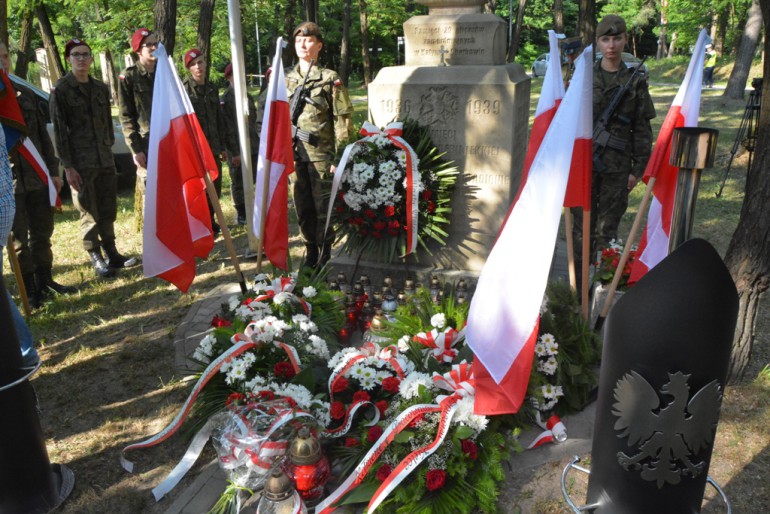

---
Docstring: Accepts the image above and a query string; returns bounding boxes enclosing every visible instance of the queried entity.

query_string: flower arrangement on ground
[593,239,637,291]
[330,120,458,263]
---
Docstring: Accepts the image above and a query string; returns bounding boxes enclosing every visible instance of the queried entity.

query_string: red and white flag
[143,42,216,292]
[467,45,593,415]
[253,38,294,270]
[629,29,708,284]
[18,139,60,207]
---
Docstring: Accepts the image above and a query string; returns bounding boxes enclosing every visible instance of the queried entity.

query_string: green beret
[596,15,627,38]
[293,21,323,42]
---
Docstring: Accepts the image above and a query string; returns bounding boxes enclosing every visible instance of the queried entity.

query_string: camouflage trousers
[227,154,257,212]
[72,166,118,252]
[12,188,55,275]
[292,160,332,246]
[571,171,631,282]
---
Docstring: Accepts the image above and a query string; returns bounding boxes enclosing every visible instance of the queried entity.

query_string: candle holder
[256,468,308,514]
[282,427,331,507]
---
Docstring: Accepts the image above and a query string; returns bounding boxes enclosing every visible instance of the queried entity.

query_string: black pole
[0,275,73,513]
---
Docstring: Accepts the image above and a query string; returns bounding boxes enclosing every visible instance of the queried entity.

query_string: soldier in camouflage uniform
[118,28,158,211]
[287,22,354,267]
[0,42,76,308]
[184,48,233,233]
[50,39,139,278]
[572,15,655,288]
[221,62,260,225]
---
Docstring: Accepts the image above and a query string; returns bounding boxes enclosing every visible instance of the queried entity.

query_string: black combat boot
[36,269,77,297]
[22,273,43,309]
[303,244,319,269]
[88,249,117,278]
[236,205,247,226]
[103,242,140,269]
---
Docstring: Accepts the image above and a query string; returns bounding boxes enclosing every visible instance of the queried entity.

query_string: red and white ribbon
[413,326,465,363]
[240,324,302,374]
[324,121,420,256]
[527,412,567,450]
[322,399,380,438]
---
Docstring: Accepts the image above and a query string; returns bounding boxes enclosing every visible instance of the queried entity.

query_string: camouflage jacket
[11,81,60,193]
[221,84,259,157]
[50,72,115,170]
[285,64,354,162]
[183,76,229,156]
[118,62,155,156]
[593,60,656,177]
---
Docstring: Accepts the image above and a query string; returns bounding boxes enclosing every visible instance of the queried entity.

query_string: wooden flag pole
[594,177,657,330]
[581,210,591,320]
[254,157,271,274]
[564,208,577,292]
[203,173,248,294]
[6,235,31,317]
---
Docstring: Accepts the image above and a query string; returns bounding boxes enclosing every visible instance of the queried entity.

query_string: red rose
[373,221,386,231]
[425,469,446,491]
[375,400,388,417]
[461,439,478,460]
[211,314,232,327]
[225,392,245,406]
[381,376,401,393]
[274,361,296,380]
[364,209,376,219]
[353,391,371,403]
[330,401,346,420]
[332,377,349,393]
[421,190,433,200]
[376,464,392,481]
[257,390,275,401]
[345,437,360,447]
[427,200,436,213]
[384,205,396,217]
[372,231,382,238]
[367,425,384,443]
[387,220,400,230]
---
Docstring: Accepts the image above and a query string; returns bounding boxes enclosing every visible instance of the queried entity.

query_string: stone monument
[364,0,530,276]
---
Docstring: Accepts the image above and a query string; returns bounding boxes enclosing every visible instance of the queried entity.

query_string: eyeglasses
[70,52,92,60]
[141,41,159,49]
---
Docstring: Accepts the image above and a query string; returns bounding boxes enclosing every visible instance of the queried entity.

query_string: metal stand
[716,77,762,198]
[561,456,731,513]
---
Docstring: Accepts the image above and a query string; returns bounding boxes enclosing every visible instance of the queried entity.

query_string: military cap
[293,21,323,42]
[184,48,203,68]
[596,15,627,38]
[224,63,233,78]
[131,28,152,52]
[64,38,91,59]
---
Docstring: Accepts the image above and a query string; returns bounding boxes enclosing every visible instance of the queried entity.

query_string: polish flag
[253,38,294,270]
[18,140,60,207]
[143,43,216,292]
[629,29,708,284]
[467,46,594,415]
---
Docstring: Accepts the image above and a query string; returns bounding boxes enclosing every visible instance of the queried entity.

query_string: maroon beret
[64,38,91,59]
[224,63,233,78]
[184,48,202,68]
[131,28,152,52]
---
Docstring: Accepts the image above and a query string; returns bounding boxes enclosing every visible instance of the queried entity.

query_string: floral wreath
[326,120,458,263]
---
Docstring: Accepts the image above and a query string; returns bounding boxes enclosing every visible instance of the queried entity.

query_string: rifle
[289,59,320,147]
[593,56,648,173]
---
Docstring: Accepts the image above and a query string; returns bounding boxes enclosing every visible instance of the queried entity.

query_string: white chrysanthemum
[302,286,317,298]
[328,347,359,369]
[376,370,393,380]
[193,349,210,363]
[399,372,434,400]
[312,402,331,428]
[245,375,266,391]
[542,383,564,400]
[273,291,293,305]
[292,314,309,324]
[397,335,410,353]
[540,333,556,346]
[379,160,396,174]
[534,341,548,357]
[225,362,248,385]
[545,339,559,356]
[395,150,407,165]
[539,293,550,316]
[273,383,314,410]
[453,396,489,434]
[359,376,378,390]
[307,335,329,359]
[299,320,318,333]
[537,356,558,376]
[228,295,241,311]
[430,313,447,329]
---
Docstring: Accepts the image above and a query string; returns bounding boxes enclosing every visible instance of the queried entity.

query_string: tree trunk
[507,0,527,62]
[197,0,216,82]
[284,0,296,67]
[578,0,595,50]
[723,0,762,100]
[154,0,178,57]
[667,31,677,56]
[102,50,119,104]
[339,0,352,86]
[715,9,728,56]
[305,0,318,24]
[35,3,65,80]
[723,0,770,383]
[359,0,371,87]
[554,0,564,34]
[15,10,35,78]
[0,0,7,48]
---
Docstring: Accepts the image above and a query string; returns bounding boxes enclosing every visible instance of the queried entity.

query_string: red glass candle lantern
[282,427,331,506]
